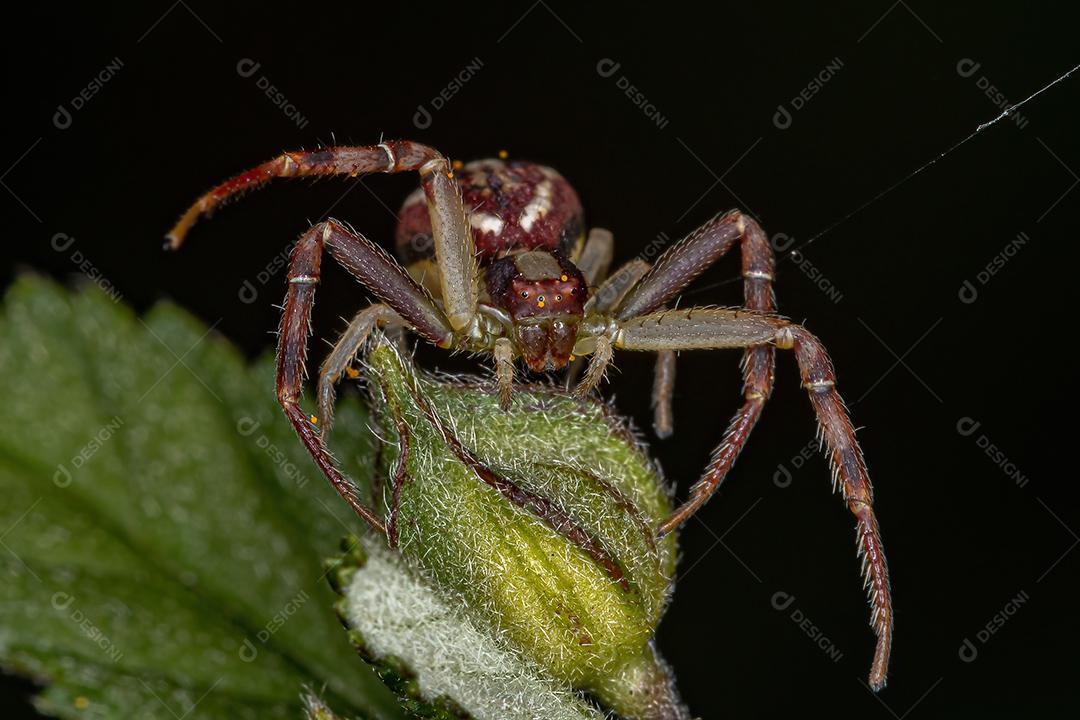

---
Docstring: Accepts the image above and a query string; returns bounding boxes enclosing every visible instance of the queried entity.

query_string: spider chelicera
[168,139,892,689]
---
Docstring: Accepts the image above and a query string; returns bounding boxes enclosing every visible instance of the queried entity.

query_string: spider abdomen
[395,159,585,264]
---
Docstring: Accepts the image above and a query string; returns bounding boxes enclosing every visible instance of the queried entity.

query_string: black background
[2,2,1075,717]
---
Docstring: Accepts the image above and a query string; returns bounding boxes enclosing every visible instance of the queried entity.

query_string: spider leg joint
[377,142,397,171]
[804,379,836,393]
[775,326,796,349]
[419,157,445,176]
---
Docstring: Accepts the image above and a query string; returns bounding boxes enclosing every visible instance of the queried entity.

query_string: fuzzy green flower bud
[355,341,685,719]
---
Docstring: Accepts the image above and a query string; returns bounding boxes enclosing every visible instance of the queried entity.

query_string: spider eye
[537,295,545,303]
[521,291,529,298]
[569,288,577,295]
[555,295,563,302]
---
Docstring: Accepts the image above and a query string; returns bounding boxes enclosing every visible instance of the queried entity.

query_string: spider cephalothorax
[485,250,588,371]
[167,139,893,691]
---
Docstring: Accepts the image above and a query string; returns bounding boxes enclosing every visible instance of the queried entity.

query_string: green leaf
[0,276,401,720]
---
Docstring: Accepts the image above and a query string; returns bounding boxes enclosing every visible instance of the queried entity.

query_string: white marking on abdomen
[519,180,553,232]
[470,212,505,235]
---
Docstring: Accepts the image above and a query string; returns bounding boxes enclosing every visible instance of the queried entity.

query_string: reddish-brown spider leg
[614,309,892,690]
[168,141,439,248]
[167,140,479,332]
[604,211,776,443]
[277,219,454,535]
[615,210,774,321]
[576,257,680,436]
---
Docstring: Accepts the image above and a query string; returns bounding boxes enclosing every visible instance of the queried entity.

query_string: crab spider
[168,140,892,689]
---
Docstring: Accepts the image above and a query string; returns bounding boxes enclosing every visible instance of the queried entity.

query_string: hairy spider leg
[614,308,891,691]
[581,210,776,460]
[276,219,455,535]
[316,304,404,438]
[167,141,479,331]
[611,211,777,526]
[575,253,679,435]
